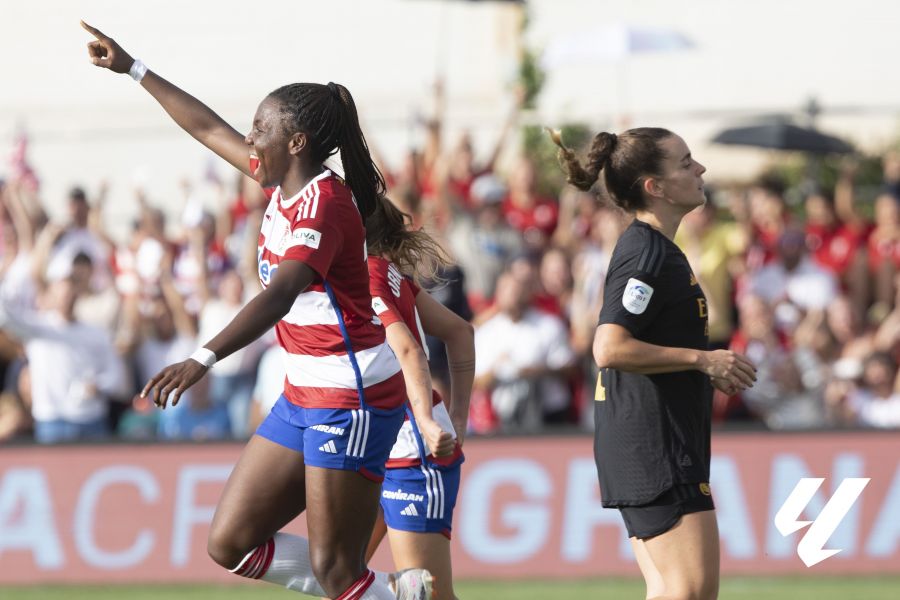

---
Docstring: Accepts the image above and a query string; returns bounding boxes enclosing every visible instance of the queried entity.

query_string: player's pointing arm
[80,20,250,177]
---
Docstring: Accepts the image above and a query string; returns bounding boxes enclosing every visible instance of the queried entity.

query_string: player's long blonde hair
[365,195,450,284]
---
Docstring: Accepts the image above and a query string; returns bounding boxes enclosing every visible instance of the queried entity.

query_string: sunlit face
[540,249,571,295]
[245,96,296,188]
[874,193,900,227]
[655,135,707,211]
[495,273,530,317]
[863,357,895,391]
[45,279,77,319]
[826,296,857,340]
[69,198,89,227]
[510,158,536,196]
[218,270,244,305]
[805,194,835,226]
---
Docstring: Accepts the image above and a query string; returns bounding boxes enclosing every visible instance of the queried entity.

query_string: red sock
[335,570,376,600]
[229,538,275,579]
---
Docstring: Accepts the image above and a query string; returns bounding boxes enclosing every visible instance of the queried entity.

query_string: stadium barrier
[1,432,899,583]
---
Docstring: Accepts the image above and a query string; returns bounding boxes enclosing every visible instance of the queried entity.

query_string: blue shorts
[256,395,405,482]
[380,462,462,539]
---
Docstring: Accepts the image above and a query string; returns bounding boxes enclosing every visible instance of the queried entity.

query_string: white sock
[372,569,393,590]
[265,533,327,595]
[358,579,395,599]
[336,570,395,600]
[231,533,397,598]
[230,533,325,596]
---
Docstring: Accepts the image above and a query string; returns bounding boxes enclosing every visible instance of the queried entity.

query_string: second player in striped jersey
[363,196,476,600]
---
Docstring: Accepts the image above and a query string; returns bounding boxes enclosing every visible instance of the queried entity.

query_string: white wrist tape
[189,347,217,368]
[129,59,148,82]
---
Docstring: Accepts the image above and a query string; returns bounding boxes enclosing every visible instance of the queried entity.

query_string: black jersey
[594,219,712,506]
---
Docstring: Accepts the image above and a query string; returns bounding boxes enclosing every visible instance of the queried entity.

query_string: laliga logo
[774,477,870,567]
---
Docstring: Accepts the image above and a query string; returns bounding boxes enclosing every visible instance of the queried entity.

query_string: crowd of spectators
[3,87,900,443]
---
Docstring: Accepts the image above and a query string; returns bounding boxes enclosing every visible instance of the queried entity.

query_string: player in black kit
[551,128,756,600]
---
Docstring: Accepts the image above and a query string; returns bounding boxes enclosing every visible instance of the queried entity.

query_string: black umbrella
[711,121,854,154]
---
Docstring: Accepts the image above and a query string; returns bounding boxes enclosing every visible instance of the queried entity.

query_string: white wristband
[129,59,148,82]
[189,347,217,369]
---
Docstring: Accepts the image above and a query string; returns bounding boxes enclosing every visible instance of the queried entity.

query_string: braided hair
[267,82,385,219]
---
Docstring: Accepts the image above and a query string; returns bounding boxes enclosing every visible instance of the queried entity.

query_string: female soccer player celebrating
[364,196,475,600]
[82,21,450,600]
[551,128,756,600]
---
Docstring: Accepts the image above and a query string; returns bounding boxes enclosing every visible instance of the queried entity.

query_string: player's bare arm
[81,21,250,176]
[142,260,315,408]
[415,289,475,447]
[384,322,455,457]
[594,323,757,390]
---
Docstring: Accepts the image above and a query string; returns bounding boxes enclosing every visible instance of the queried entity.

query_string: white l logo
[774,477,870,567]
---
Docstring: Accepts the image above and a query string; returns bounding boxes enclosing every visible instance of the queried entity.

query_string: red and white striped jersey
[368,256,463,467]
[256,169,404,410]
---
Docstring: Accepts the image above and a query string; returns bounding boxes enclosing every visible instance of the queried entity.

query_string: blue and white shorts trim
[256,395,404,481]
[380,462,461,538]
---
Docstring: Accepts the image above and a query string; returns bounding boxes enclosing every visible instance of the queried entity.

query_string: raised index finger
[80,20,107,40]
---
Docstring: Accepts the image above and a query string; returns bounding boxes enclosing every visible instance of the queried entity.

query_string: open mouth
[249,154,261,180]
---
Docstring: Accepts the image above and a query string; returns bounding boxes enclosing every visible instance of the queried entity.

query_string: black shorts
[619,483,715,539]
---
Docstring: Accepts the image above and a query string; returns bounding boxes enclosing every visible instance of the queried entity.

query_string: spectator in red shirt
[804,191,868,276]
[867,192,900,311]
[745,177,790,270]
[502,157,559,248]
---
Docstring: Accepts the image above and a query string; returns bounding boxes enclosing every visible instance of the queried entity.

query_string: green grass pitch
[3,578,900,599]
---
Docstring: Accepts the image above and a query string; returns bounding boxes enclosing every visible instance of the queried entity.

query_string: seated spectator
[804,191,869,281]
[0,276,125,443]
[423,264,473,403]
[173,207,229,315]
[748,227,838,313]
[247,343,286,433]
[538,247,573,322]
[45,186,112,291]
[827,294,877,381]
[570,205,629,429]
[552,187,600,252]
[473,270,576,431]
[133,266,229,441]
[677,195,748,348]
[745,177,790,269]
[502,157,559,249]
[570,205,629,349]
[447,174,523,312]
[198,268,267,438]
[70,251,121,333]
[867,192,900,312]
[829,352,900,428]
[730,295,826,428]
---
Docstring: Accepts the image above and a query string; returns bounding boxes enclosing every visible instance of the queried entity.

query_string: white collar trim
[276,169,332,208]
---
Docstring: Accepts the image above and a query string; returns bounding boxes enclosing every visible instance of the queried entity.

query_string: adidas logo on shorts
[400,503,419,517]
[318,440,338,454]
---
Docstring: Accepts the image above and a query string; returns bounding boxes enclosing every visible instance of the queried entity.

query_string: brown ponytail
[548,126,674,213]
[365,196,450,284]
[549,128,617,192]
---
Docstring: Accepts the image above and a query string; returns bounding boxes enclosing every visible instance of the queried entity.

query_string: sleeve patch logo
[622,278,654,314]
[372,296,389,315]
[288,227,322,250]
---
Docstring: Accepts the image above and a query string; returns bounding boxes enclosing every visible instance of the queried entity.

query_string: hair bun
[592,132,618,167]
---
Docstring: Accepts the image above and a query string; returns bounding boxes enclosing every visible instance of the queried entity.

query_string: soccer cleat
[393,568,434,600]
